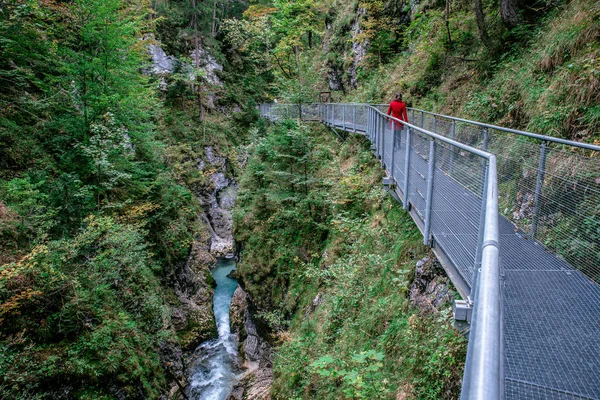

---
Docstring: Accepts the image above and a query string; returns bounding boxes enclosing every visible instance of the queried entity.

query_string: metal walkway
[259,103,600,400]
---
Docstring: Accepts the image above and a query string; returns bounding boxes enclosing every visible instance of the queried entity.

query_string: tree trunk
[473,0,491,48]
[192,0,204,121]
[445,0,453,46]
[211,0,218,37]
[500,0,520,28]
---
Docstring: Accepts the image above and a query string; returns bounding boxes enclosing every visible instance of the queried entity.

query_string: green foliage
[0,217,167,398]
[309,350,388,399]
[235,122,466,398]
[0,1,221,397]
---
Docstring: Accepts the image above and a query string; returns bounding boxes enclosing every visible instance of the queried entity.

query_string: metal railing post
[373,112,379,157]
[371,110,375,142]
[367,108,370,138]
[372,108,375,143]
[420,111,424,128]
[381,115,386,168]
[331,104,333,125]
[450,120,456,171]
[370,109,374,142]
[391,121,396,181]
[368,108,371,140]
[473,161,490,296]
[423,139,436,245]
[481,128,489,188]
[353,105,357,133]
[377,114,382,161]
[330,104,333,125]
[403,127,412,209]
[432,116,437,133]
[377,114,383,165]
[483,127,489,151]
[531,141,548,239]
[342,104,346,130]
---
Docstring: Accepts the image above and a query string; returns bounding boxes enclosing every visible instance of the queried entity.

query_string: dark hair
[395,93,403,101]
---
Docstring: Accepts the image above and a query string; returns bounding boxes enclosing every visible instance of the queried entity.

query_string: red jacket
[387,100,408,128]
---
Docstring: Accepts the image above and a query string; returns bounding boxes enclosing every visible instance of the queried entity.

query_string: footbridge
[259,103,600,400]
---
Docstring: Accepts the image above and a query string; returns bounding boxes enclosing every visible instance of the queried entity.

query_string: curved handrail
[368,107,493,159]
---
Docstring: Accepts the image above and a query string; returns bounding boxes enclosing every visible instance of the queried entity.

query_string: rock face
[191,47,223,109]
[148,43,176,75]
[146,38,177,92]
[348,10,367,89]
[228,287,273,400]
[327,61,346,92]
[191,48,223,86]
[174,240,218,351]
[192,145,237,258]
[160,239,217,397]
[145,38,224,110]
[201,146,237,258]
[410,256,453,313]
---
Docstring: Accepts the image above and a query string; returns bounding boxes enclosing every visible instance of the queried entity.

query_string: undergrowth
[234,121,466,399]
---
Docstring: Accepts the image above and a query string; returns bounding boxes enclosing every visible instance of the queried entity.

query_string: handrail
[369,107,494,159]
[462,156,501,400]
[318,104,600,152]
[411,108,600,152]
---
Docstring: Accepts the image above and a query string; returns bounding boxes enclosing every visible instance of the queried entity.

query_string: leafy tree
[0,217,167,398]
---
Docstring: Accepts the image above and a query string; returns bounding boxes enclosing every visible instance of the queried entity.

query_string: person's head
[395,93,403,101]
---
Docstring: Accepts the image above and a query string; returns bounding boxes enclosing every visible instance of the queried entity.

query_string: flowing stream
[187,258,241,400]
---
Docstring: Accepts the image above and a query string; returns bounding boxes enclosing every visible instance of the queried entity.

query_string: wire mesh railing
[261,103,600,285]
[410,109,600,283]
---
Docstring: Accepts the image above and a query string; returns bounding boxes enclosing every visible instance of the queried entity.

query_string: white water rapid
[187,258,241,400]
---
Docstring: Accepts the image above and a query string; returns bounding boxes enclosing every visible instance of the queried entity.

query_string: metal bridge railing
[262,102,600,285]
[260,102,503,400]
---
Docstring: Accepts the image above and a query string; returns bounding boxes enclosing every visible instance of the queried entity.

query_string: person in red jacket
[387,93,408,132]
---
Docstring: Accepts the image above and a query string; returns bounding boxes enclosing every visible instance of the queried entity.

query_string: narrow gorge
[1,0,597,398]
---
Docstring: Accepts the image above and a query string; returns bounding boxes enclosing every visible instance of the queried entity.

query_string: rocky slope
[197,146,238,258]
[228,286,273,400]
